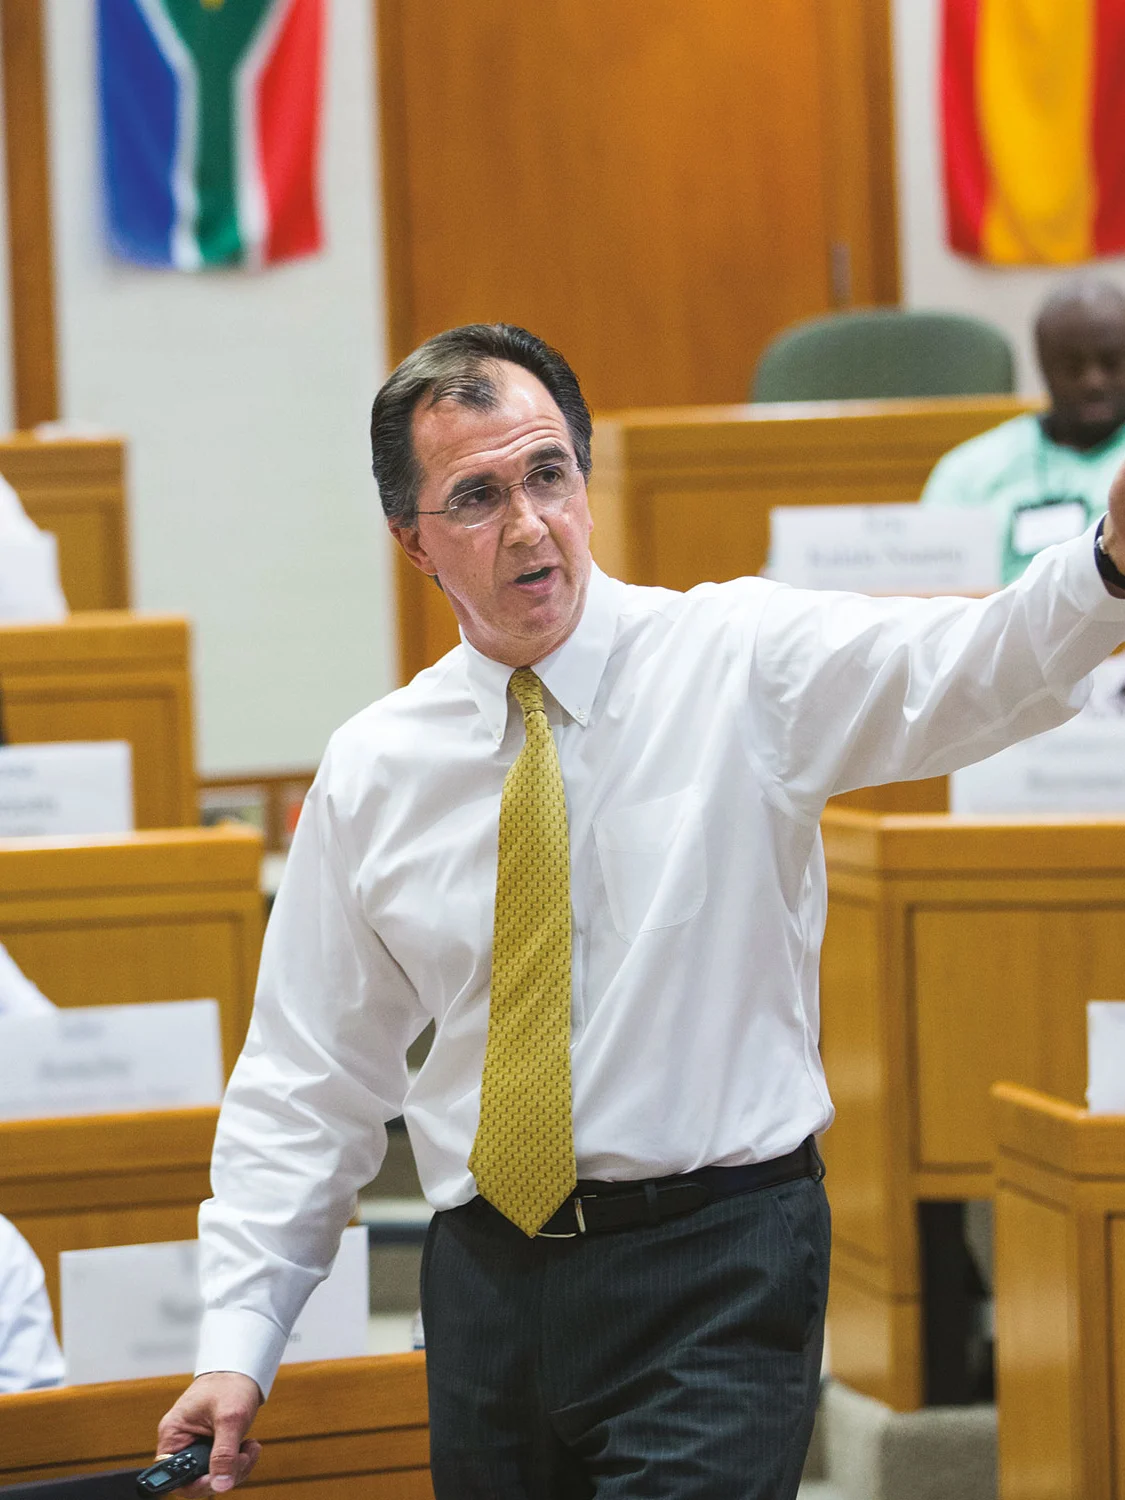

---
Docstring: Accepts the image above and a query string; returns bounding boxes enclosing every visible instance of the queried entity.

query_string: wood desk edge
[0,1354,429,1460]
[821,808,1125,874]
[992,1082,1125,1178]
[0,826,263,890]
[592,395,1038,428]
[0,1106,220,1181]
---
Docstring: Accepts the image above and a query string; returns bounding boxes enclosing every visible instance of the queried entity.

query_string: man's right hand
[155,1371,263,1495]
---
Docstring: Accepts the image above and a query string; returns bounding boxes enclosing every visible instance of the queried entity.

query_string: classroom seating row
[0,826,262,1076]
[0,431,200,830]
[819,807,1125,1414]
[0,1353,434,1498]
[0,434,129,614]
[6,803,1120,1419]
[0,1088,1118,1500]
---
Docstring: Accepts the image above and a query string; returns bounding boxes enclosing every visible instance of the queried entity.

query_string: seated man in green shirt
[921,275,1125,583]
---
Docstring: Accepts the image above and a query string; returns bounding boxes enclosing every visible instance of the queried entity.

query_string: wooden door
[377,0,899,678]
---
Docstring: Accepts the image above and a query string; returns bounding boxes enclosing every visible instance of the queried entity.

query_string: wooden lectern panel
[992,1085,1125,1500]
[586,395,1034,590]
[820,812,1125,1411]
[913,904,1118,1171]
[397,396,1034,683]
[0,828,263,1073]
[0,1108,217,1317]
[994,1186,1078,1500]
[0,434,130,610]
[0,611,196,827]
[0,1355,433,1497]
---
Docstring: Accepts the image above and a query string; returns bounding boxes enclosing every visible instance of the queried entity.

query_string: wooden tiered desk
[0,612,195,827]
[0,827,263,1073]
[819,810,1125,1411]
[0,434,130,611]
[396,395,1033,682]
[0,1354,433,1498]
[0,1107,218,1318]
[993,1085,1125,1500]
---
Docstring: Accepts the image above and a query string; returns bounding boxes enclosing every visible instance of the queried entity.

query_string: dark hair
[370,323,593,525]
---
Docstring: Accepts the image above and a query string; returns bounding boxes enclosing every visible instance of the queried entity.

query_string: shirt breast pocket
[594,786,707,943]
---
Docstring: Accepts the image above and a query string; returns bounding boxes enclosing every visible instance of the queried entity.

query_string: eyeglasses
[416,457,583,530]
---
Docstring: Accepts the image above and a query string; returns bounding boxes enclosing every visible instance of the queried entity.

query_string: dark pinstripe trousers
[420,1174,830,1499]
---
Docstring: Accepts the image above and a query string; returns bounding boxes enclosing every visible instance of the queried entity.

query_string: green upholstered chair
[751,308,1016,402]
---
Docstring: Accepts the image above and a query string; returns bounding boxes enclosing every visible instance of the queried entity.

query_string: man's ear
[389,522,437,577]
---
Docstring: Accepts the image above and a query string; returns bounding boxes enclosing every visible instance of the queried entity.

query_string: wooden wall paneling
[819,812,1125,1411]
[0,827,264,1074]
[0,435,131,610]
[814,0,901,308]
[394,550,458,689]
[859,0,902,303]
[0,1355,434,1497]
[0,612,196,827]
[0,1108,218,1318]
[377,0,837,410]
[375,0,415,372]
[0,0,58,428]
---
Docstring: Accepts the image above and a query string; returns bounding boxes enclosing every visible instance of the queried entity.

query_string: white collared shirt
[197,529,1125,1395]
[0,1215,64,1393]
[0,943,52,1019]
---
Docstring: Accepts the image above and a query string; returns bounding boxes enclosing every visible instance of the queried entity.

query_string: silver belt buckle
[536,1196,587,1238]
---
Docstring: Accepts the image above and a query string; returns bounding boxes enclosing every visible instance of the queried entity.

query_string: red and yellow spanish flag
[943,0,1125,263]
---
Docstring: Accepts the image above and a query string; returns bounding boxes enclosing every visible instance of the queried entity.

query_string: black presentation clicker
[134,1440,213,1496]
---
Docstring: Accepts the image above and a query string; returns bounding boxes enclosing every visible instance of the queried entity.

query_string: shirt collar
[462,563,621,743]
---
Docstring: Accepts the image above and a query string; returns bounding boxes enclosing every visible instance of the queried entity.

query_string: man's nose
[502,487,548,542]
[1079,360,1110,393]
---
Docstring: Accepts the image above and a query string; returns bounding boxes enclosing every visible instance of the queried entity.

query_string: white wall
[893,0,1125,394]
[44,0,393,775]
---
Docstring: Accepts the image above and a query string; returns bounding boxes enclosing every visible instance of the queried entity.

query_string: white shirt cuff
[195,1307,289,1400]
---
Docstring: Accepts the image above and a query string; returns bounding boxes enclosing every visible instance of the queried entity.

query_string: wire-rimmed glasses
[415,456,583,530]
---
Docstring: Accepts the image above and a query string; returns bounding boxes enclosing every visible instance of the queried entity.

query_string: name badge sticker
[1009,497,1090,557]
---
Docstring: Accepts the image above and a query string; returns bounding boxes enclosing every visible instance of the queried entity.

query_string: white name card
[1088,1002,1125,1113]
[767,504,1002,595]
[951,660,1125,814]
[0,1000,222,1120]
[60,1226,370,1385]
[0,532,67,621]
[0,741,133,836]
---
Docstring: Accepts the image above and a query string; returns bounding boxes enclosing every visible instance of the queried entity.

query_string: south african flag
[97,0,324,270]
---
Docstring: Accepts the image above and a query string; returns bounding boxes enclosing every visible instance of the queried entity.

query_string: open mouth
[515,566,552,584]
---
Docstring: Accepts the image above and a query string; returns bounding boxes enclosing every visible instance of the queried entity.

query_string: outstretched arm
[747,491,1125,816]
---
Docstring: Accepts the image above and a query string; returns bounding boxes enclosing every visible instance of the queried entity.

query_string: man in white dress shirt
[158,324,1125,1498]
[0,1215,64,1393]
[0,943,53,1019]
[0,955,63,1393]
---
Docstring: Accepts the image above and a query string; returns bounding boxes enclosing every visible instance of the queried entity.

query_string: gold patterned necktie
[468,666,577,1236]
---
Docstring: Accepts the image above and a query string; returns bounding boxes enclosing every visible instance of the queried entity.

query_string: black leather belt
[534,1137,824,1238]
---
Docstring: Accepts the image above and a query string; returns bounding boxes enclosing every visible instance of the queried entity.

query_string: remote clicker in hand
[135,1439,214,1496]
